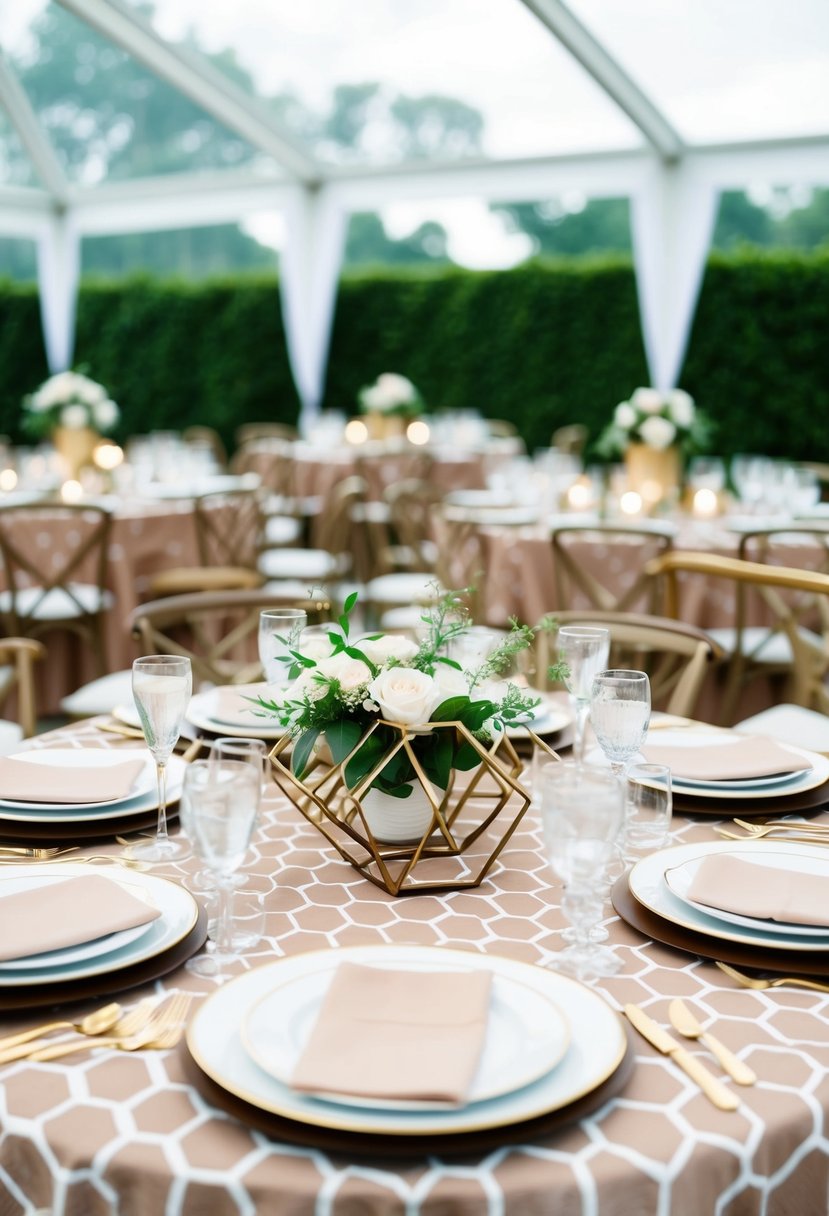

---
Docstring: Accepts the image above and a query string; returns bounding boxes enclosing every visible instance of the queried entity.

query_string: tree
[491,198,632,257]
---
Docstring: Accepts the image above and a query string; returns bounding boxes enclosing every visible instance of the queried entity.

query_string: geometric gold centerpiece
[269,720,532,897]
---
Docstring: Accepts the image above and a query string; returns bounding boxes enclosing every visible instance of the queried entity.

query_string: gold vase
[364,412,410,441]
[53,426,100,480]
[624,443,681,509]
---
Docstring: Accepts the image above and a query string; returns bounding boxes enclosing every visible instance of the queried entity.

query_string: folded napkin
[0,756,147,804]
[686,854,829,927]
[0,874,161,961]
[290,962,493,1104]
[205,684,271,727]
[642,735,811,782]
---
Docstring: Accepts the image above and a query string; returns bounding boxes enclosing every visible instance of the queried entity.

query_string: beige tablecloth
[1,717,827,1214]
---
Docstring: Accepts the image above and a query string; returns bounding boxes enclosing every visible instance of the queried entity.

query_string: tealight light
[619,490,643,516]
[344,420,368,445]
[0,468,18,492]
[693,487,718,518]
[566,479,593,511]
[93,441,124,470]
[640,478,663,507]
[60,479,83,503]
[406,419,430,445]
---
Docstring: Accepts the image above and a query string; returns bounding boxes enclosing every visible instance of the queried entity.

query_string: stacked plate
[187,683,286,740]
[507,694,572,741]
[185,944,629,1147]
[0,861,205,1010]
[641,728,829,817]
[615,839,829,976]
[0,749,188,842]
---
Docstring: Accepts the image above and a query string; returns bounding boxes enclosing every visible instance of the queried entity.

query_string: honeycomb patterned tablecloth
[1,719,828,1215]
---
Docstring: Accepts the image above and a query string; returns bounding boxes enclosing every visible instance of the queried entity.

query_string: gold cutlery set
[717,817,829,844]
[0,993,192,1065]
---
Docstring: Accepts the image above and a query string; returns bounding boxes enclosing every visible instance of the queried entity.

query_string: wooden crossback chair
[0,503,113,676]
[128,589,331,690]
[0,636,45,739]
[647,550,829,723]
[551,520,675,614]
[149,487,265,598]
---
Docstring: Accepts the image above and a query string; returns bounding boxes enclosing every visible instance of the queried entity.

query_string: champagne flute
[540,762,624,979]
[184,758,261,980]
[557,626,610,763]
[258,608,308,687]
[126,655,192,863]
[589,669,651,776]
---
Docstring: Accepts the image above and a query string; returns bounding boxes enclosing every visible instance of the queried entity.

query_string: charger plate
[186,944,627,1138]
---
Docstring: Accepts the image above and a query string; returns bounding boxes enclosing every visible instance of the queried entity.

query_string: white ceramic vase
[360,780,439,844]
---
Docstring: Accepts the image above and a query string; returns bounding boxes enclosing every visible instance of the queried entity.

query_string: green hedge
[0,250,826,460]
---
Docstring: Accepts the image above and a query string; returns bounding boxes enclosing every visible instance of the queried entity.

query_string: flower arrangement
[358,372,423,418]
[255,590,561,800]
[22,371,120,441]
[596,387,709,458]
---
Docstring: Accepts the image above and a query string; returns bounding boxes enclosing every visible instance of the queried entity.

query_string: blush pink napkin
[205,684,271,727]
[0,874,161,961]
[642,735,810,781]
[686,854,829,927]
[290,962,493,1104]
[0,756,147,804]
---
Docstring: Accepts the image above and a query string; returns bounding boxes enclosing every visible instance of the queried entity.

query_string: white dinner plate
[0,916,156,971]
[642,730,829,800]
[112,703,142,730]
[0,750,157,812]
[0,863,199,984]
[629,840,829,952]
[187,944,627,1137]
[507,699,572,739]
[664,850,829,938]
[0,754,186,824]
[241,963,570,1111]
[187,690,287,740]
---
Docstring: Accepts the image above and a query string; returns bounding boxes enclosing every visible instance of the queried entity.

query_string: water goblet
[125,655,192,863]
[539,762,625,979]
[589,669,651,776]
[184,758,261,980]
[258,608,308,687]
[556,626,610,763]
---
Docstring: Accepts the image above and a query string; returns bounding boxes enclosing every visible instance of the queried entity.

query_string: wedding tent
[0,0,827,422]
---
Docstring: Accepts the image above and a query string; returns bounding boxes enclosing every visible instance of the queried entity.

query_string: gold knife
[624,1004,740,1111]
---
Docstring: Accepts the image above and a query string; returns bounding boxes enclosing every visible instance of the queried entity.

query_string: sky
[2,0,828,268]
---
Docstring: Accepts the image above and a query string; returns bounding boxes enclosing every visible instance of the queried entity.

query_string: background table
[1,718,827,1214]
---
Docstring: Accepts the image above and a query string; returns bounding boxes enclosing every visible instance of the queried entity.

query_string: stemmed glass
[258,608,307,687]
[126,655,192,863]
[184,758,261,980]
[589,669,651,776]
[557,626,610,763]
[539,762,625,979]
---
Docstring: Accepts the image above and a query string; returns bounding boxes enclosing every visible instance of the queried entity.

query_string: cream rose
[432,663,468,700]
[369,667,441,725]
[357,634,419,666]
[614,402,636,429]
[631,387,664,414]
[60,404,89,429]
[667,389,694,428]
[639,415,677,450]
[296,651,372,696]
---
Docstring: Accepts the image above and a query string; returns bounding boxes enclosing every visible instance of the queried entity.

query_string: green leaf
[344,732,386,789]
[343,590,358,616]
[453,740,482,771]
[291,728,319,781]
[325,719,363,766]
[430,696,469,722]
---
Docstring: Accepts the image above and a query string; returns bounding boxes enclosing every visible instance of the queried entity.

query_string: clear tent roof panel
[0,106,36,186]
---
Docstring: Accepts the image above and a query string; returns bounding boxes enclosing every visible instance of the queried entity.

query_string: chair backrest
[182,426,227,469]
[431,505,487,622]
[315,475,368,557]
[230,438,296,499]
[354,448,433,501]
[552,424,588,457]
[194,487,264,571]
[551,521,675,614]
[128,589,331,688]
[0,503,112,632]
[535,609,723,717]
[647,550,829,715]
[234,422,298,447]
[382,479,441,571]
[0,637,45,737]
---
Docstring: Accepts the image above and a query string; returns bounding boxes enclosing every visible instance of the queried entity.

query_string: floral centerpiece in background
[22,370,120,442]
[357,372,423,440]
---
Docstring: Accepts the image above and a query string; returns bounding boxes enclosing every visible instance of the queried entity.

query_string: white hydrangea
[639,415,677,450]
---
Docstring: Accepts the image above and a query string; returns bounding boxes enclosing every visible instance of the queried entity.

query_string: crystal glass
[184,759,261,980]
[557,626,610,763]
[625,762,672,860]
[126,655,192,863]
[589,669,651,776]
[258,608,308,687]
[184,737,267,896]
[540,762,625,979]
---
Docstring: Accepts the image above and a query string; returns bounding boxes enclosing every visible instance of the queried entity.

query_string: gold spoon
[668,999,756,1085]
[0,1002,122,1057]
[716,961,829,994]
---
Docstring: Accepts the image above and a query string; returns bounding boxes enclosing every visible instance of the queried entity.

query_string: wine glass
[184,737,268,897]
[184,758,261,980]
[126,655,192,863]
[589,669,651,776]
[258,608,308,687]
[556,626,610,763]
[539,762,625,979]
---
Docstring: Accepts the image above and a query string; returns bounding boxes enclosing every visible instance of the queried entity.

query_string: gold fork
[733,817,829,834]
[716,961,829,993]
[0,847,78,859]
[716,825,829,844]
[0,997,163,1065]
[27,993,193,1062]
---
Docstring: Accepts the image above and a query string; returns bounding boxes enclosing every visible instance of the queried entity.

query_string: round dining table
[1,715,828,1215]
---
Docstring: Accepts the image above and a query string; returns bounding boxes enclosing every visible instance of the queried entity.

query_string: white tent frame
[1,0,828,421]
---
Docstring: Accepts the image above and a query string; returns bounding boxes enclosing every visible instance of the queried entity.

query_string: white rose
[614,402,636,429]
[357,634,419,666]
[631,387,664,414]
[639,415,677,450]
[314,652,372,691]
[60,404,89,429]
[369,666,442,725]
[360,384,386,412]
[300,634,337,663]
[35,371,75,409]
[93,399,119,430]
[432,663,469,700]
[376,373,416,404]
[667,389,694,428]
